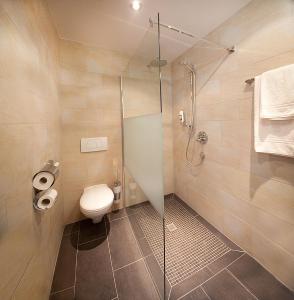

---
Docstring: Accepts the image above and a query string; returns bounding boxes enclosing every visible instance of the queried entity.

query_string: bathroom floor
[50,195,294,300]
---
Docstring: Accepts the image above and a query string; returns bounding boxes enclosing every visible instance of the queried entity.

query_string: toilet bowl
[80,184,114,223]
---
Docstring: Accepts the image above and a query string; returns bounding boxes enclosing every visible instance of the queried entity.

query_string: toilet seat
[80,184,114,212]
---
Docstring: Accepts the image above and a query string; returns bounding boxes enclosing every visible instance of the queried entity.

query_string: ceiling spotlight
[131,0,141,11]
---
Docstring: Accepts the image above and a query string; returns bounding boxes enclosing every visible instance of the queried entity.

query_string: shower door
[121,13,166,299]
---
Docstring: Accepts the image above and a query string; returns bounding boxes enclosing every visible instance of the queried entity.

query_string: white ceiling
[47,0,251,62]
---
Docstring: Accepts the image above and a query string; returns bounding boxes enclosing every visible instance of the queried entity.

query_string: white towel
[254,76,294,157]
[260,64,294,119]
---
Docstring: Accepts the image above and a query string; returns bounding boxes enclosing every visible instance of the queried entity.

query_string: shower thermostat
[196,131,208,144]
[178,110,185,123]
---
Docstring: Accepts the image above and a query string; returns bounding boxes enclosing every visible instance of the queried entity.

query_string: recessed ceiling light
[131,0,141,11]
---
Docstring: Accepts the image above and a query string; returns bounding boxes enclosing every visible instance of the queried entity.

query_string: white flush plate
[80,137,108,153]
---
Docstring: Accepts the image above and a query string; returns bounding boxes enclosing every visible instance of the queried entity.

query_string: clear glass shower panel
[121,14,165,299]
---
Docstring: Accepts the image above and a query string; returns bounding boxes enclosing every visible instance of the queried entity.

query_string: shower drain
[166,223,177,232]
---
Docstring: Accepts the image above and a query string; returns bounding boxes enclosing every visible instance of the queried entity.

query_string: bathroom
[1,0,294,299]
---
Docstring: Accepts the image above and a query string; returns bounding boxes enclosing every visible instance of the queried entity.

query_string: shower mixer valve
[196,131,208,144]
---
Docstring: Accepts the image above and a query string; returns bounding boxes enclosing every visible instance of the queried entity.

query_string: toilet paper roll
[35,189,58,210]
[32,172,55,191]
[32,160,59,191]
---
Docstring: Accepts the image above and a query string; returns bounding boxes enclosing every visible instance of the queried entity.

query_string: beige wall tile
[0,0,63,299]
[59,40,129,77]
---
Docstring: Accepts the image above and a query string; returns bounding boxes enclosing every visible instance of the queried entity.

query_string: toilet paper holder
[32,160,60,211]
[32,160,59,191]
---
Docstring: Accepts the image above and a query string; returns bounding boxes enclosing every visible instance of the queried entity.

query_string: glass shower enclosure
[121,14,166,299]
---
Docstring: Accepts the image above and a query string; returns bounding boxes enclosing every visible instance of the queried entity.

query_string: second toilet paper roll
[35,189,58,210]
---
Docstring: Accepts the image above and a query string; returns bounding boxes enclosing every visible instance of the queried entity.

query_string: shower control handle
[196,131,208,144]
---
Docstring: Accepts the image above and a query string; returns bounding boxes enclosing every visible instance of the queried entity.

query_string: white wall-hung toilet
[80,184,114,223]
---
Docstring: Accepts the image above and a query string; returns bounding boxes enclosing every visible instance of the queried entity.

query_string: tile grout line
[109,215,129,222]
[225,268,260,300]
[108,206,142,222]
[206,264,213,274]
[176,252,246,300]
[78,235,107,246]
[73,225,80,298]
[167,286,172,300]
[200,286,212,300]
[231,249,246,253]
[105,217,119,300]
[50,286,75,296]
[113,257,145,272]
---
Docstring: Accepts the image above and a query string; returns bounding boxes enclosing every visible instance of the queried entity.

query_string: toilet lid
[80,184,114,211]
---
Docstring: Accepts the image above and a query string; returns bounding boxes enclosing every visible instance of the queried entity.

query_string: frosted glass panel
[123,113,164,216]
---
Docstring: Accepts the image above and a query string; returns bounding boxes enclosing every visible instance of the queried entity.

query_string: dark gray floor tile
[114,259,160,300]
[128,214,144,239]
[228,254,294,300]
[145,254,171,299]
[79,217,107,244]
[203,270,256,300]
[51,232,78,293]
[181,287,210,300]
[108,217,142,269]
[76,238,116,300]
[196,215,242,251]
[108,208,127,221]
[138,237,152,257]
[169,267,213,300]
[50,288,75,300]
[173,194,198,217]
[63,222,80,237]
[207,251,244,274]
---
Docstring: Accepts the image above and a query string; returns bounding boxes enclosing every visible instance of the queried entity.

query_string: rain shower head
[147,58,167,68]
